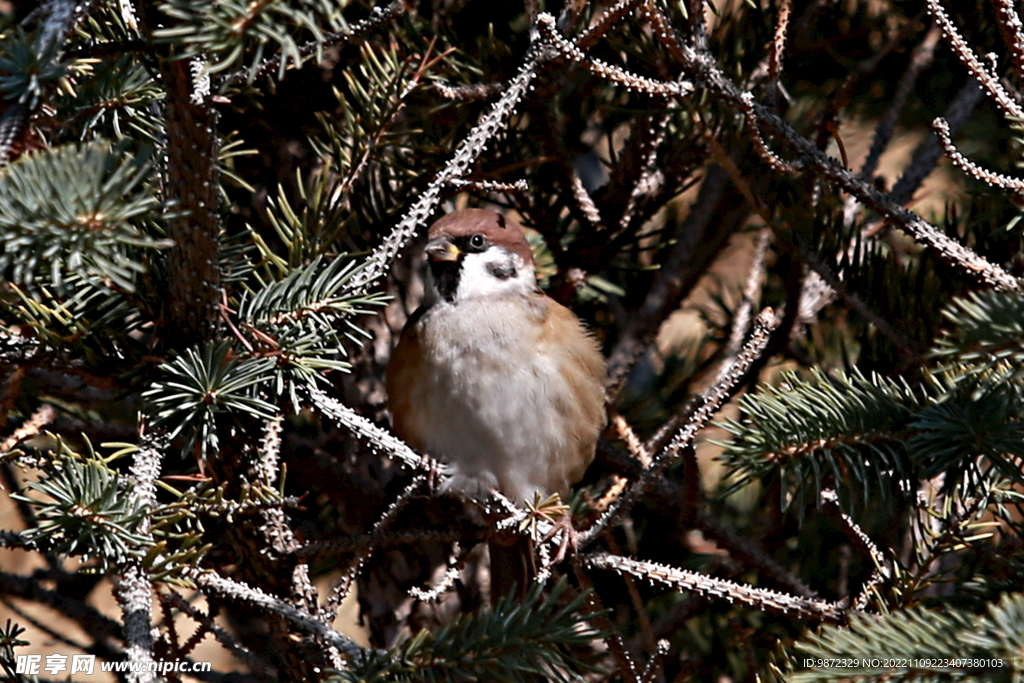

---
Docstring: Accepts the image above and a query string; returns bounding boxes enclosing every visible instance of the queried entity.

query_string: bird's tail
[487,532,535,603]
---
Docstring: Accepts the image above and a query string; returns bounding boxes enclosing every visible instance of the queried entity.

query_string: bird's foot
[541,511,579,567]
[421,454,444,494]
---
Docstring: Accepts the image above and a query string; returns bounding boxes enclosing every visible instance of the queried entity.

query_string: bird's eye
[469,234,486,250]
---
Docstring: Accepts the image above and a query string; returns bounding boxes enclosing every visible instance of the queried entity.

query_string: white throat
[428,247,537,304]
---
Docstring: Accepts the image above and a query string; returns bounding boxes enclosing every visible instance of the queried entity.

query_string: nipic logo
[15,654,95,675]
[14,654,212,675]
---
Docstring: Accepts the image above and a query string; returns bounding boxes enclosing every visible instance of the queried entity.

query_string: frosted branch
[190,569,365,659]
[586,552,844,621]
[350,42,548,293]
[926,0,1024,121]
[933,117,1024,191]
[582,308,780,545]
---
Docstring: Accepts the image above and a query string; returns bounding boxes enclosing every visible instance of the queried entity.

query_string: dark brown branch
[160,57,222,347]
[0,570,123,641]
[859,25,941,182]
[221,0,406,87]
[605,164,736,394]
[888,78,983,206]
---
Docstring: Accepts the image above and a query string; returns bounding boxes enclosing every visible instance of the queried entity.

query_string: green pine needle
[335,578,603,683]
[142,341,278,458]
[0,141,169,291]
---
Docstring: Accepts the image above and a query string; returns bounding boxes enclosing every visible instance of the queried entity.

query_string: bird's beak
[425,237,461,262]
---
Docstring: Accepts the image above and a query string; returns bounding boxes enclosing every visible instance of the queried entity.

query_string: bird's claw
[541,512,579,567]
[421,455,444,494]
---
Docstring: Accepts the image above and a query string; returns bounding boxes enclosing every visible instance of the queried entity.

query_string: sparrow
[386,208,606,599]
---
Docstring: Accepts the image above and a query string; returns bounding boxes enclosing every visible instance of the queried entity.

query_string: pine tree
[0,0,1022,682]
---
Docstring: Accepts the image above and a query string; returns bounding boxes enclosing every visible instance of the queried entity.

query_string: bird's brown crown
[428,209,534,267]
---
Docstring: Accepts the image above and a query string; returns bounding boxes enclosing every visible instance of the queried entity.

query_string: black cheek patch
[487,261,517,280]
[495,213,506,228]
[431,262,461,302]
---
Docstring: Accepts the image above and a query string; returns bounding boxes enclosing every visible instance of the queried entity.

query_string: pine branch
[14,459,152,568]
[142,341,278,459]
[718,368,922,509]
[788,593,1024,683]
[0,141,167,290]
[0,0,99,163]
[888,78,983,207]
[651,0,1020,290]
[349,33,548,294]
[584,308,780,545]
[932,290,1024,375]
[114,565,158,683]
[336,578,603,683]
[236,256,389,404]
[159,55,221,347]
[154,0,352,76]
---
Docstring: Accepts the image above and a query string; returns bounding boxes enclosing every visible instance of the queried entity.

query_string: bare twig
[408,542,466,602]
[323,558,365,622]
[165,591,263,668]
[767,0,793,89]
[254,415,283,486]
[619,111,672,232]
[189,569,365,659]
[612,412,652,468]
[430,81,505,101]
[633,0,1016,289]
[585,552,844,621]
[308,387,440,473]
[221,0,406,86]
[933,117,1024,191]
[295,528,467,559]
[740,92,801,174]
[538,15,694,98]
[114,567,159,683]
[696,511,817,599]
[577,0,646,51]
[584,309,781,546]
[799,249,916,353]
[888,78,983,207]
[570,169,604,228]
[573,559,641,683]
[126,427,166,514]
[994,0,1024,81]
[350,39,547,293]
[605,164,734,395]
[858,26,942,183]
[685,0,709,53]
[0,531,35,549]
[640,639,670,683]
[926,0,1024,121]
[696,59,1017,288]
[114,427,167,683]
[820,490,888,611]
[0,404,55,453]
[322,474,427,617]
[723,228,772,361]
[446,178,529,194]
[0,569,123,640]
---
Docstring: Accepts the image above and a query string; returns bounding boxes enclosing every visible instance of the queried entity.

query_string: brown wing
[384,309,428,452]
[534,295,607,490]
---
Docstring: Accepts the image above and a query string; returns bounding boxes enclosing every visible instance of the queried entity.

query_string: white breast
[402,297,584,503]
